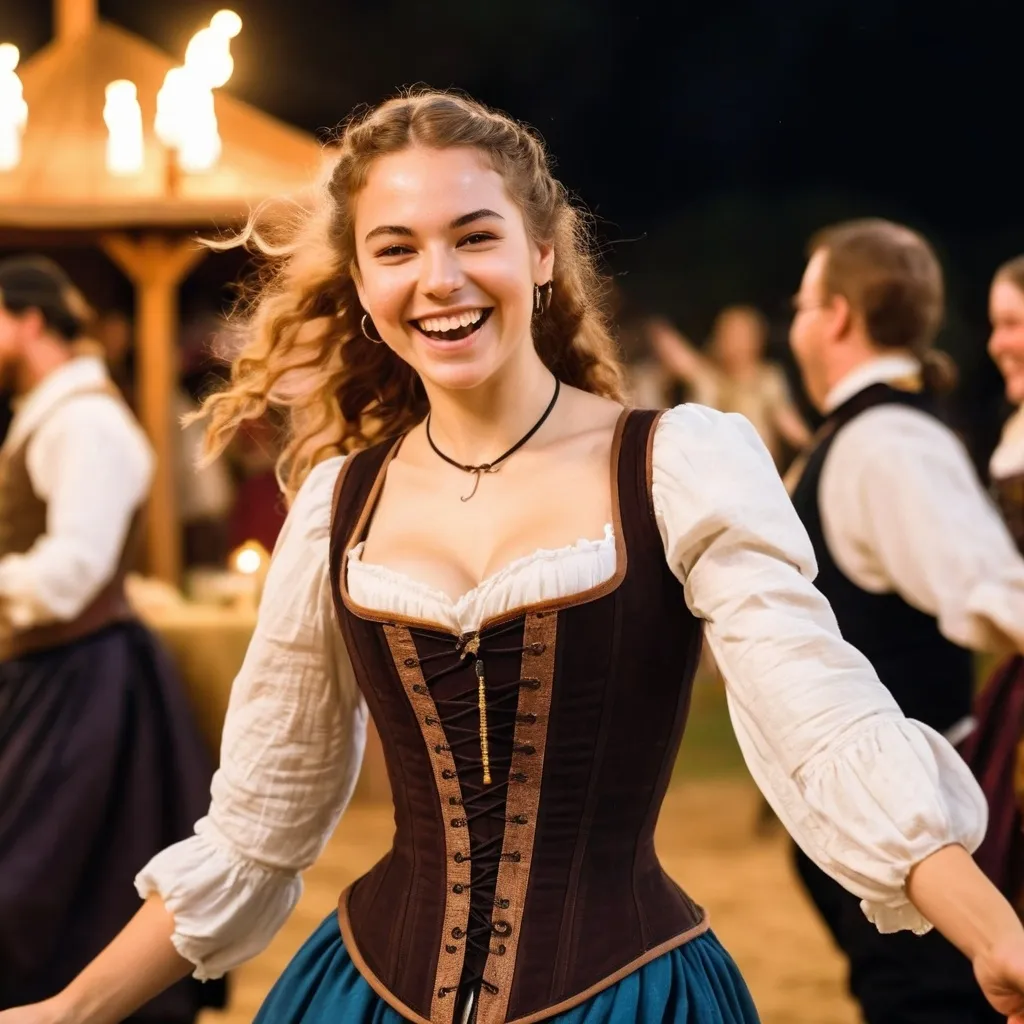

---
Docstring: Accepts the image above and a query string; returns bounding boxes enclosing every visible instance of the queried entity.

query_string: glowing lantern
[231,540,267,577]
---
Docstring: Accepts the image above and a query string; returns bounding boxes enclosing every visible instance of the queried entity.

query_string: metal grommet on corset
[385,624,474,1019]
[397,618,552,1012]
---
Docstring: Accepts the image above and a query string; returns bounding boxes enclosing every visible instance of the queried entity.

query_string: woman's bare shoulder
[561,385,625,428]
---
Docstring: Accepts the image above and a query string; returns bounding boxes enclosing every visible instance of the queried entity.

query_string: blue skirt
[255,911,760,1023]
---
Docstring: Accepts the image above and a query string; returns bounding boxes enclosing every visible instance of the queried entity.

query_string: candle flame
[0,43,27,172]
[155,11,241,174]
[104,80,144,175]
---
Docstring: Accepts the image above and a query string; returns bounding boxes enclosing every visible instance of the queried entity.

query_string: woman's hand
[975,938,1024,1020]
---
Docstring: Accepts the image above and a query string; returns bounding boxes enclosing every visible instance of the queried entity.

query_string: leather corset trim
[382,624,472,1021]
[474,609,557,1024]
[337,896,709,1024]
[339,886,708,1024]
[644,409,664,520]
[506,916,710,1024]
[336,896,433,1024]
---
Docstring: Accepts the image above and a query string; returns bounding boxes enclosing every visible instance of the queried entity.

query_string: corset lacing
[409,619,545,1003]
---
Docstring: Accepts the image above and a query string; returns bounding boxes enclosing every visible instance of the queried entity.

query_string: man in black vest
[787,219,1024,1023]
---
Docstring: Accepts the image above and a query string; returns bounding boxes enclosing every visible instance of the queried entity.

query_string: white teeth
[416,309,484,334]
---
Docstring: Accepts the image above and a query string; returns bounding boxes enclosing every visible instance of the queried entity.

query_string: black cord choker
[426,377,561,502]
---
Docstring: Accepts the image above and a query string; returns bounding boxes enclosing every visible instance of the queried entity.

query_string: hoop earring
[361,313,384,344]
[533,281,553,315]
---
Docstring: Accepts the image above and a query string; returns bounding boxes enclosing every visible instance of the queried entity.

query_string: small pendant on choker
[425,376,561,501]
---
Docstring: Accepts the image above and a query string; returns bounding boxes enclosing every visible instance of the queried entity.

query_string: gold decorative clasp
[457,632,491,785]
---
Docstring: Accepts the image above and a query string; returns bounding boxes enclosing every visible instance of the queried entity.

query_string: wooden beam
[54,0,98,42]
[101,233,206,585]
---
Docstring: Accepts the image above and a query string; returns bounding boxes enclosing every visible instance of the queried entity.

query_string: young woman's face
[989,276,1024,405]
[353,145,553,393]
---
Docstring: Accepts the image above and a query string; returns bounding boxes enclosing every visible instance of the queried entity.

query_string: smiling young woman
[200,96,624,506]
[8,88,1024,1024]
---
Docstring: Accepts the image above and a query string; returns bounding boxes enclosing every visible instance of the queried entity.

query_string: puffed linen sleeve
[650,404,986,935]
[135,456,368,979]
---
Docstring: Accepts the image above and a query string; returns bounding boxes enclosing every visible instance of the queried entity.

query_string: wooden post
[101,233,206,584]
[55,0,98,42]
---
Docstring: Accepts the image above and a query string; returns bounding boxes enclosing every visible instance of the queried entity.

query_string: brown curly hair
[198,88,626,502]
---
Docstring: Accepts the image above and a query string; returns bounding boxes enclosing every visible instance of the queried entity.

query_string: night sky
[4,0,1022,450]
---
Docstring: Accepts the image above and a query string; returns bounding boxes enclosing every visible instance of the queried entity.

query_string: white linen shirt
[815,354,1024,662]
[0,356,153,629]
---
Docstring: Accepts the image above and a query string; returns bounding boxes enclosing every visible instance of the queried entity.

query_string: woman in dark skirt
[7,93,1024,1024]
[961,256,1024,908]
[0,257,221,1020]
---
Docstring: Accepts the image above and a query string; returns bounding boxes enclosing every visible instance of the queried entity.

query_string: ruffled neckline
[346,524,616,632]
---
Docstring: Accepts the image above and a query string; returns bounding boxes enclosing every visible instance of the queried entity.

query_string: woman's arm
[647,318,715,389]
[907,846,1024,1018]
[907,845,1022,962]
[649,405,1024,1015]
[6,899,193,1024]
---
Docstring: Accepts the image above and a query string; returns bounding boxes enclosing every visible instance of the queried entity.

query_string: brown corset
[328,410,708,1024]
[993,473,1024,554]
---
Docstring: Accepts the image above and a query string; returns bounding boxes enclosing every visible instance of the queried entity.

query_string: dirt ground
[199,778,861,1024]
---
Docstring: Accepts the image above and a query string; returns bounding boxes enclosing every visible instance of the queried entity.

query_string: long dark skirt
[0,620,224,1019]
[960,654,1024,903]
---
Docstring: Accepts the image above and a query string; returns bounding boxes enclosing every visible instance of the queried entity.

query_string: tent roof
[0,20,325,230]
